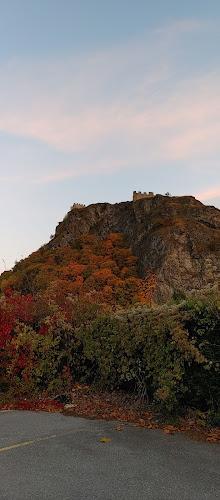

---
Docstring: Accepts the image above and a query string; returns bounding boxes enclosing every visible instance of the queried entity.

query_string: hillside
[48,194,220,301]
[1,194,219,302]
[1,194,219,418]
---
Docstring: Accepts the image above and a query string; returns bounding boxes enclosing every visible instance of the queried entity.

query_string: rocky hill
[49,195,220,301]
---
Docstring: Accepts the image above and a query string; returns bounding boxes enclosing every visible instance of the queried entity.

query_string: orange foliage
[5,234,158,308]
[135,270,158,306]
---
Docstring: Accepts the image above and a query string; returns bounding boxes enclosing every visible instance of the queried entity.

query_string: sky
[0,0,220,274]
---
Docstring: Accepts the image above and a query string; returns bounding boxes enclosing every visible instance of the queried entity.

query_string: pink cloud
[0,25,219,178]
[30,171,76,184]
[0,175,21,183]
[1,75,220,163]
[194,187,220,201]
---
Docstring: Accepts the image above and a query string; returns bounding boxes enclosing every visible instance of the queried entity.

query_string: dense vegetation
[0,233,219,421]
[0,233,157,307]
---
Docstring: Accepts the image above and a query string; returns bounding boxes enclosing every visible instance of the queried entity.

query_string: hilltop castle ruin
[71,203,86,210]
[70,192,155,208]
[133,191,154,202]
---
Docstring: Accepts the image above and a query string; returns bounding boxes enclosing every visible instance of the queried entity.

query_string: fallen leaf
[115,426,121,431]
[206,429,220,443]
[100,437,111,443]
[143,412,153,420]
[197,419,206,427]
[146,423,154,429]
[207,436,218,443]
[138,418,146,426]
[163,425,176,434]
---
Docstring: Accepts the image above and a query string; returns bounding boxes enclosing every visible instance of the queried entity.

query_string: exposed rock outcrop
[48,195,220,301]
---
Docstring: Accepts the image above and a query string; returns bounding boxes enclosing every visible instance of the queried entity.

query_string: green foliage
[75,301,210,411]
[0,279,219,417]
[181,295,220,411]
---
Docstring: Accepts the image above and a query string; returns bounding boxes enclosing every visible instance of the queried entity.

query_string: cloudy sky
[0,0,220,273]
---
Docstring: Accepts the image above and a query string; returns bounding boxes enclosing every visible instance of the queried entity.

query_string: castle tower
[133,191,154,202]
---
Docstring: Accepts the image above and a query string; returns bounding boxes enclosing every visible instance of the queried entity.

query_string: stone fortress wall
[71,192,155,209]
[133,191,154,202]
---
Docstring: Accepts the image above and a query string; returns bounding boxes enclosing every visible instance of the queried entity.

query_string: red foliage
[0,399,64,412]
[0,234,158,404]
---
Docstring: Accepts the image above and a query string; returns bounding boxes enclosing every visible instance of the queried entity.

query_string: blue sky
[0,1,220,273]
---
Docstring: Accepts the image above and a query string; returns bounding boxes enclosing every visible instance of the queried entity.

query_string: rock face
[49,195,220,301]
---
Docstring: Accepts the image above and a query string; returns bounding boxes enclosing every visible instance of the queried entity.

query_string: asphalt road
[0,410,220,500]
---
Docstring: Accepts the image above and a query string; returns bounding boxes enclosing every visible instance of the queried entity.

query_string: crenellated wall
[133,191,154,201]
[71,203,86,209]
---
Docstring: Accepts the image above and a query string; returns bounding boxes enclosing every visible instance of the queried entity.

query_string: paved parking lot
[1,410,220,500]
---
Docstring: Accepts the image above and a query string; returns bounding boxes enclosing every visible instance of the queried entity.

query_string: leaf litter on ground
[1,384,220,443]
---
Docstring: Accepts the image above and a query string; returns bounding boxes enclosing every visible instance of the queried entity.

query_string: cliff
[49,195,220,301]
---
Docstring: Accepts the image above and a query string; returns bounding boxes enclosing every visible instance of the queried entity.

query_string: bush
[75,296,219,412]
[1,286,219,415]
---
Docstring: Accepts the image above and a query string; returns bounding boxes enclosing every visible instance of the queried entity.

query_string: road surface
[0,410,220,499]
